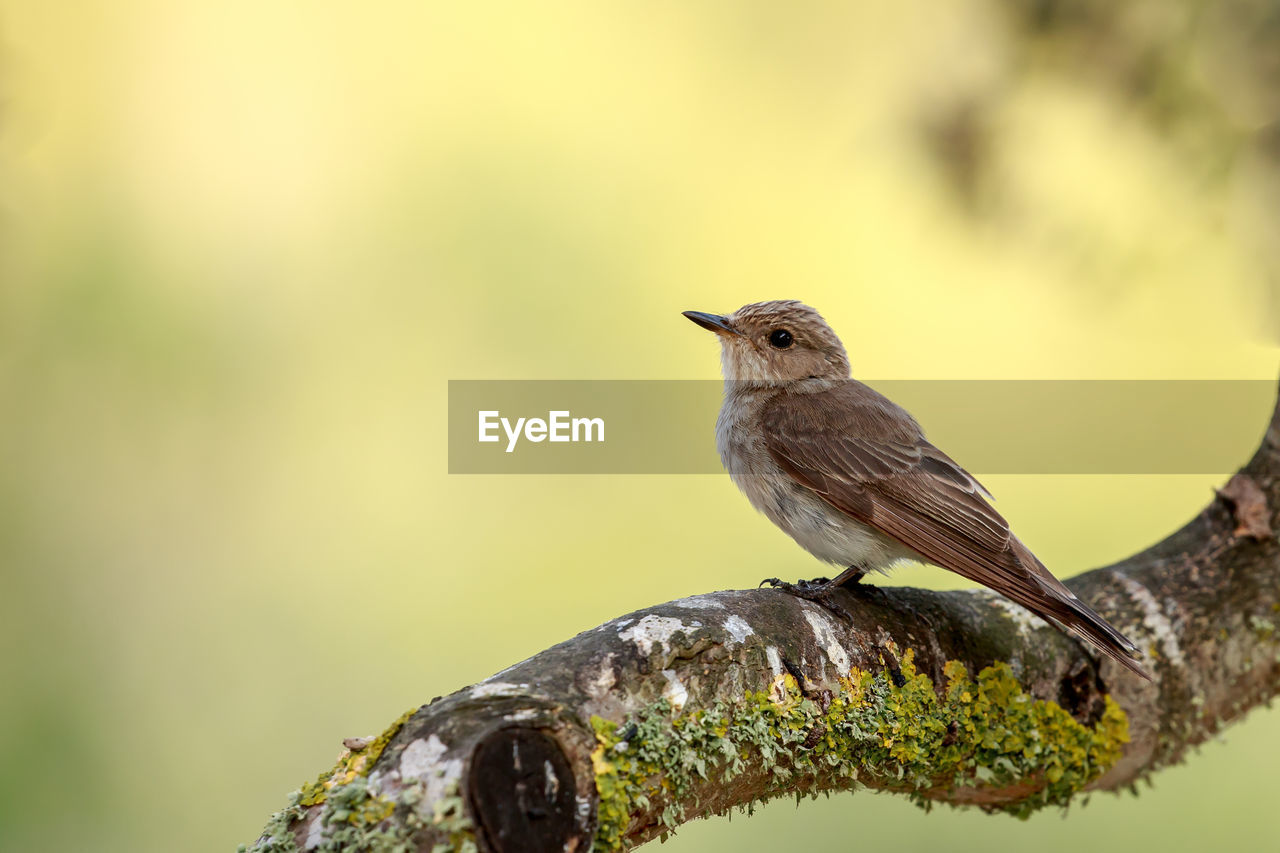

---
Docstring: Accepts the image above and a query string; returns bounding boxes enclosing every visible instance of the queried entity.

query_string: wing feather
[761,382,1147,677]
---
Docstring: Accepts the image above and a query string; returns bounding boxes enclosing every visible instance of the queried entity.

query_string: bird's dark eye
[768,328,794,349]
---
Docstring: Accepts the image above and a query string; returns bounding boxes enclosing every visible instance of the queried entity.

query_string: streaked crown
[714,300,851,383]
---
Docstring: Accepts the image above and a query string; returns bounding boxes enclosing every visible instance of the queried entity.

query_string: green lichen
[424,783,479,853]
[590,652,1129,850]
[246,774,480,853]
[238,794,306,853]
[241,778,412,850]
[305,776,415,852]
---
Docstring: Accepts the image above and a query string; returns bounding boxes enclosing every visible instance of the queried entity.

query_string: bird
[683,299,1150,680]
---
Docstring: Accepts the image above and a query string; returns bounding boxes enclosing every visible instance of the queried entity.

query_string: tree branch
[244,386,1280,853]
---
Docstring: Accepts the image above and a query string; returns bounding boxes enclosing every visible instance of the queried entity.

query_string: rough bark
[245,386,1280,853]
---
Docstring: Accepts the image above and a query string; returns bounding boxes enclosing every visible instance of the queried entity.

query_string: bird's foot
[759,575,830,590]
[760,576,853,621]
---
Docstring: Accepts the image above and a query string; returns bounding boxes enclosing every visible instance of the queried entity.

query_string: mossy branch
[244,384,1280,853]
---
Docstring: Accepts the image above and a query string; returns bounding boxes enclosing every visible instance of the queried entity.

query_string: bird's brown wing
[761,381,1147,677]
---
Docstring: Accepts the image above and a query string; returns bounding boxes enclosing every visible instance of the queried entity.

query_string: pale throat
[719,343,776,383]
[718,342,849,384]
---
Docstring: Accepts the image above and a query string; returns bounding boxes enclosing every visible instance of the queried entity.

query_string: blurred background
[2,1,1279,851]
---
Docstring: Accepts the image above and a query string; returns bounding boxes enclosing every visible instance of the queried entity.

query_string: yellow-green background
[2,2,1277,851]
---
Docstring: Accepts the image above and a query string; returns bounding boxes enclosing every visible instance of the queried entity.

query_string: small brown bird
[684,300,1149,679]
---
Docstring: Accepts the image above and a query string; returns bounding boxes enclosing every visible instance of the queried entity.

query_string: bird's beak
[682,311,739,337]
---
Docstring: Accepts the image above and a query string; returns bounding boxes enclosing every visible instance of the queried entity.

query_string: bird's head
[683,300,850,383]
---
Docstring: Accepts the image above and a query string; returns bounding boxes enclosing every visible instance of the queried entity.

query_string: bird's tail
[1009,540,1152,680]
[1046,593,1151,681]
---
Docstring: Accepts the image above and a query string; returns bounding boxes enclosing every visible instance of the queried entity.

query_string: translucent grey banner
[447,380,1273,474]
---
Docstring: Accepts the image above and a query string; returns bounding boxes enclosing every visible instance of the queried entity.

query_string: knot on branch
[468,728,586,853]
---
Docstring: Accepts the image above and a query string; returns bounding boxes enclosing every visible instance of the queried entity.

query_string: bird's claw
[760,576,829,592]
[759,576,853,622]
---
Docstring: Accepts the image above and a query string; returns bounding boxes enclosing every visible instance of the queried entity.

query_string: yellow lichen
[299,707,418,807]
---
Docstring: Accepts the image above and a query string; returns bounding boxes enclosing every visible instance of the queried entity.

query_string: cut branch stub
[468,727,584,853]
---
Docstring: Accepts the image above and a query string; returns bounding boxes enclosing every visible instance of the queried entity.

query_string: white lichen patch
[581,653,617,698]
[303,813,326,850]
[768,672,790,704]
[1116,571,1185,667]
[987,596,1050,635]
[801,604,851,675]
[399,734,464,810]
[504,709,539,723]
[545,760,561,801]
[661,669,689,710]
[765,645,783,677]
[365,768,393,794]
[470,681,530,698]
[722,614,754,645]
[669,594,727,610]
[618,614,700,656]
[400,734,446,778]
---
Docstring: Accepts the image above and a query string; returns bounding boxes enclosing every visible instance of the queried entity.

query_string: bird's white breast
[715,386,914,571]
